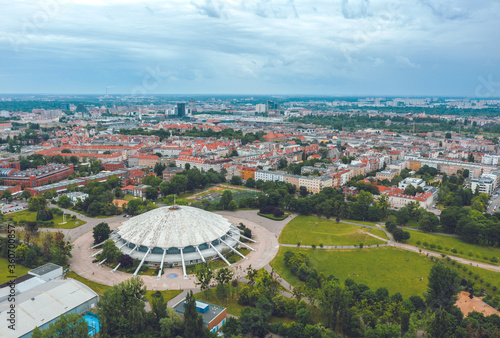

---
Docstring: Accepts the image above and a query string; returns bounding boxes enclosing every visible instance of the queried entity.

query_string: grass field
[66,271,111,295]
[145,290,183,303]
[0,257,30,284]
[404,229,500,266]
[9,209,86,229]
[271,247,435,298]
[367,228,390,240]
[279,215,386,247]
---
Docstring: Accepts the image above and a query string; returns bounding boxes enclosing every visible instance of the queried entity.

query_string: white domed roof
[116,205,233,249]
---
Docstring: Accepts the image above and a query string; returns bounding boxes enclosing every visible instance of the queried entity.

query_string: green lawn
[271,247,435,298]
[9,209,86,229]
[66,271,111,295]
[145,290,183,303]
[342,219,381,227]
[258,212,289,221]
[404,229,500,266]
[367,228,390,240]
[0,257,31,284]
[279,215,385,247]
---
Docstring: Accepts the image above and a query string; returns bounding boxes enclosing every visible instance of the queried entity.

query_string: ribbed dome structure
[116,205,233,249]
[110,205,250,277]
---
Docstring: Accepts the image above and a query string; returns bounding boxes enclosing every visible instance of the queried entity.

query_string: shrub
[451,248,457,254]
[359,243,364,249]
[490,256,498,263]
[319,243,323,248]
[416,241,421,245]
[444,247,449,251]
[468,252,473,257]
[311,244,316,250]
[430,243,436,249]
[436,245,442,250]
[423,242,429,247]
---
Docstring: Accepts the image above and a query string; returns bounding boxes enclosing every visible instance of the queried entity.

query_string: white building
[398,177,425,190]
[470,178,495,195]
[0,264,98,338]
[65,192,89,204]
[255,170,285,182]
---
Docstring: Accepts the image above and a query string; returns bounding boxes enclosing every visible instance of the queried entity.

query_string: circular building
[110,205,252,276]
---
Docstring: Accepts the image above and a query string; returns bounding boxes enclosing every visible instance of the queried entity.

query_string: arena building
[106,205,255,278]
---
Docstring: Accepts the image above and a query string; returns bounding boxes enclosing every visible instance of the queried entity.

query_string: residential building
[2,164,74,188]
[398,177,425,190]
[255,170,284,182]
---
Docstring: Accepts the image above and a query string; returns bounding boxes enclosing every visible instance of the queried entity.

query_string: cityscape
[1,0,500,338]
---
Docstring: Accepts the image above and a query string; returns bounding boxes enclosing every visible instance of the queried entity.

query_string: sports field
[279,215,386,246]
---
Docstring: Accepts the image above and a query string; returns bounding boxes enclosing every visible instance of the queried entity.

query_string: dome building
[108,205,255,277]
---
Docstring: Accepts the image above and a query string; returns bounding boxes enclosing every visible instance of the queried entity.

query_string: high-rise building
[176,103,186,118]
[266,100,279,112]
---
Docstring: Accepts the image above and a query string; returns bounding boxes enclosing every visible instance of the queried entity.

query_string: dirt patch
[456,291,500,317]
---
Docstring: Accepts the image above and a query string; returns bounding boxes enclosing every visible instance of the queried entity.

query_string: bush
[430,243,436,249]
[36,209,53,222]
[451,248,457,254]
[423,242,429,247]
[416,241,421,245]
[436,245,442,250]
[490,256,498,263]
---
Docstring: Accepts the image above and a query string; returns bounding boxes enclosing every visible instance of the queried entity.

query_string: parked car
[92,259,98,263]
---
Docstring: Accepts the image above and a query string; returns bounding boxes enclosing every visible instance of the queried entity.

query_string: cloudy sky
[1,0,499,96]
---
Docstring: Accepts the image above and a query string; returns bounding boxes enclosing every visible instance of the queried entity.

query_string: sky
[1,0,500,97]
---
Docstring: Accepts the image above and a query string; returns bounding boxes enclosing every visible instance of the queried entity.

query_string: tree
[195,263,213,297]
[151,291,167,329]
[145,186,158,200]
[183,291,204,337]
[278,158,288,169]
[57,194,72,208]
[100,239,121,262]
[98,277,147,336]
[318,280,351,330]
[28,195,48,212]
[93,222,111,244]
[1,190,13,202]
[445,132,452,139]
[31,313,88,338]
[127,199,142,215]
[426,262,461,310]
[215,267,234,286]
[20,190,31,201]
[219,190,233,210]
[230,175,242,186]
[299,186,308,197]
[228,200,237,211]
[245,177,256,188]
[159,308,184,337]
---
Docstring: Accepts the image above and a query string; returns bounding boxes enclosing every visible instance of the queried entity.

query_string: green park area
[8,210,86,229]
[403,229,500,265]
[0,257,30,284]
[271,247,435,298]
[279,215,386,247]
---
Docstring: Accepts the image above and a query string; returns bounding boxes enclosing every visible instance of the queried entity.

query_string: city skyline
[1,0,499,97]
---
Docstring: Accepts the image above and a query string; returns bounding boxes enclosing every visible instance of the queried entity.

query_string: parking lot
[1,202,28,214]
[486,190,500,214]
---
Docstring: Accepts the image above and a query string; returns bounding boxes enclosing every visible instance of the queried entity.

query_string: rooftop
[172,299,225,326]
